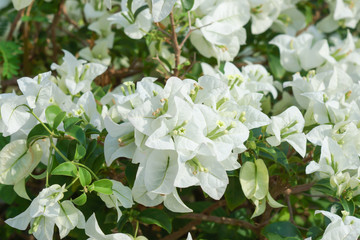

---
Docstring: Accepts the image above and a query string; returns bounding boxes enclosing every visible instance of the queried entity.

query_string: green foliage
[0,41,22,79]
[138,209,172,233]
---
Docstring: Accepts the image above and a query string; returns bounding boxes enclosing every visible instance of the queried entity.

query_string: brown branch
[295,10,321,36]
[49,0,66,62]
[153,54,171,77]
[179,213,258,231]
[7,9,24,41]
[179,12,192,49]
[169,11,180,77]
[22,3,33,76]
[285,182,314,195]
[61,5,79,29]
[160,200,227,240]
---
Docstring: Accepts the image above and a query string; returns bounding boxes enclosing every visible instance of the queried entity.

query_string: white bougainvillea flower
[150,0,177,22]
[6,185,83,240]
[0,94,30,136]
[186,233,193,240]
[53,200,86,238]
[175,152,229,200]
[85,213,131,240]
[12,0,33,10]
[108,0,152,39]
[51,50,107,95]
[271,7,306,35]
[88,14,115,48]
[306,136,359,176]
[190,0,249,61]
[73,91,104,131]
[79,40,111,66]
[315,210,360,240]
[104,116,136,166]
[266,106,306,157]
[249,0,282,34]
[0,139,42,185]
[223,62,277,98]
[98,180,134,221]
[132,166,192,212]
[270,33,329,72]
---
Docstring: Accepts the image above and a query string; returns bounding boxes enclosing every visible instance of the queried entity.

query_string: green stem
[46,145,53,187]
[28,109,53,135]
[73,162,99,180]
[134,221,139,238]
[66,177,79,190]
[50,137,71,162]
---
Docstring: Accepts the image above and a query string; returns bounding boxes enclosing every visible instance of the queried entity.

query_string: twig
[62,5,79,29]
[155,22,171,37]
[58,25,88,46]
[179,12,192,49]
[23,3,33,75]
[160,200,227,240]
[180,52,196,78]
[153,54,171,77]
[49,0,66,61]
[169,11,180,77]
[178,213,258,231]
[285,194,308,230]
[295,10,321,36]
[7,9,24,41]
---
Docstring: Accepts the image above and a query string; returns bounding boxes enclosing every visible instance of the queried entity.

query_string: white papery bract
[51,50,107,95]
[190,0,249,61]
[270,33,329,72]
[85,213,131,240]
[316,210,360,240]
[266,106,306,157]
[98,180,134,221]
[6,185,85,240]
[108,0,152,39]
[0,139,42,185]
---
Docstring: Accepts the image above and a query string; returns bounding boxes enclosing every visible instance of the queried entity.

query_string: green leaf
[181,0,194,11]
[259,145,290,172]
[0,184,17,204]
[63,117,82,131]
[78,167,92,187]
[138,209,172,233]
[53,111,66,129]
[268,53,285,80]
[66,125,86,146]
[52,162,78,177]
[27,123,52,147]
[133,5,149,20]
[30,171,47,180]
[72,193,87,206]
[74,144,86,160]
[262,221,302,239]
[90,179,113,195]
[340,197,355,215]
[125,162,138,188]
[225,177,245,211]
[0,41,22,79]
[0,133,10,151]
[45,105,62,128]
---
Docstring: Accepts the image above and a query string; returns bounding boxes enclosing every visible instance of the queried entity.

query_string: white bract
[266,106,306,157]
[6,185,85,240]
[316,210,360,240]
[270,33,329,72]
[85,214,132,240]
